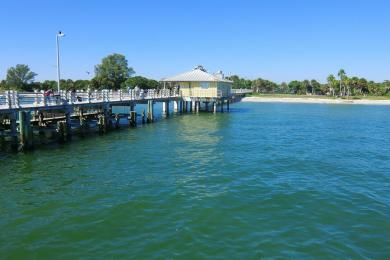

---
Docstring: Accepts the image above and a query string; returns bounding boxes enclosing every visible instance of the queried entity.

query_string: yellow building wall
[177,81,232,98]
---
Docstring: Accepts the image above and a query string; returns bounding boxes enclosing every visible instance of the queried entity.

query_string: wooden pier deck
[0,89,251,152]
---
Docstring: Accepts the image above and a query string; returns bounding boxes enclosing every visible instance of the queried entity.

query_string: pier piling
[98,109,109,134]
[179,101,184,114]
[79,109,87,137]
[9,112,18,151]
[19,111,33,151]
[162,101,169,116]
[114,114,120,129]
[130,111,137,127]
[147,100,154,123]
[65,109,72,140]
[141,109,146,124]
[57,121,70,142]
[204,102,209,112]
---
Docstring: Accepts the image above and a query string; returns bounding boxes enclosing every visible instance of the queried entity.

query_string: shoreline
[241,96,390,105]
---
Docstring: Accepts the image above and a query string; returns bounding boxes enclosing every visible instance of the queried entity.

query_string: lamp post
[56,31,65,93]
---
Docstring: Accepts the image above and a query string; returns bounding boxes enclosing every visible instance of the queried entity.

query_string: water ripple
[1,103,390,258]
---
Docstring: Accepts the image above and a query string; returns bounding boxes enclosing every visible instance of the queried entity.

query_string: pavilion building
[161,65,233,112]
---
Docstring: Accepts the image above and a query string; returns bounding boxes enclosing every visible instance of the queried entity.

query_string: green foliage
[0,80,6,90]
[252,78,279,93]
[74,80,91,90]
[310,79,322,94]
[92,53,135,90]
[288,81,303,94]
[56,79,90,90]
[40,80,57,91]
[125,76,160,90]
[226,75,252,89]
[5,64,37,91]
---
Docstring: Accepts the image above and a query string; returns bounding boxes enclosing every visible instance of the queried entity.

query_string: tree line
[1,55,389,97]
[0,54,160,92]
[226,70,390,96]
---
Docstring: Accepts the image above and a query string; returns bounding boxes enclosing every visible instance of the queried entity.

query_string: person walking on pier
[70,88,76,103]
[44,89,53,105]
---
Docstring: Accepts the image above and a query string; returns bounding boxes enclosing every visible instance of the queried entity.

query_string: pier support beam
[141,109,146,124]
[162,101,170,116]
[188,101,191,112]
[204,102,209,112]
[114,114,120,129]
[57,120,71,142]
[98,108,110,134]
[196,101,200,113]
[220,99,224,113]
[98,114,106,134]
[147,100,154,123]
[213,102,217,114]
[10,112,18,151]
[173,100,178,112]
[79,109,87,137]
[179,101,183,114]
[227,100,230,111]
[19,111,33,151]
[130,111,137,127]
[65,108,72,140]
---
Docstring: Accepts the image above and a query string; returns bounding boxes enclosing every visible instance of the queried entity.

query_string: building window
[200,82,210,89]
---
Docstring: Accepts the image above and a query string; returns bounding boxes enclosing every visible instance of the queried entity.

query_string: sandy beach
[242,96,390,105]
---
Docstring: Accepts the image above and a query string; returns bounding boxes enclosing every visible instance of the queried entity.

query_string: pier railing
[0,89,179,111]
[231,89,252,95]
[0,88,251,111]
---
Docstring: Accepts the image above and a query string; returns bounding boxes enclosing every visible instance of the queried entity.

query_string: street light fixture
[56,31,65,93]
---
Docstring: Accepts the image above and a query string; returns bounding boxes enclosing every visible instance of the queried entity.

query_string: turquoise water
[1,102,389,258]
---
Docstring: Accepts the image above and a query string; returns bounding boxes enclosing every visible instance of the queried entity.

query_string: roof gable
[162,67,233,83]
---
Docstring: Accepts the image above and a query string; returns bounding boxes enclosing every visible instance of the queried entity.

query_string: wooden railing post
[87,88,91,103]
[33,90,39,106]
[5,90,12,109]
[14,91,20,108]
[41,90,47,106]
[68,90,74,105]
[102,90,106,102]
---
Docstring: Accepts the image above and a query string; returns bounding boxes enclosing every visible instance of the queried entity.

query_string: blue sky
[0,0,389,83]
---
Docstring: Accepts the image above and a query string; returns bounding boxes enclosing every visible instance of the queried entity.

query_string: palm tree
[303,80,310,95]
[338,69,346,96]
[344,77,351,97]
[350,77,359,96]
[327,74,336,96]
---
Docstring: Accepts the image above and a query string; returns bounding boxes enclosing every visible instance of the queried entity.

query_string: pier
[0,88,251,152]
